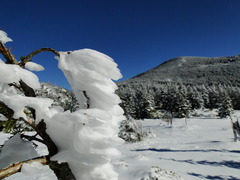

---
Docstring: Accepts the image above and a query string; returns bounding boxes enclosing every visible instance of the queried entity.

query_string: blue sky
[1,0,240,89]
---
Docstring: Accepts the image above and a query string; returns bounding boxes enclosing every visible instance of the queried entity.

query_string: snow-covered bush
[35,82,79,112]
[140,166,184,180]
[0,30,124,180]
[118,117,152,142]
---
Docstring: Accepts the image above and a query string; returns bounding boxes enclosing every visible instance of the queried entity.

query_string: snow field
[113,114,240,180]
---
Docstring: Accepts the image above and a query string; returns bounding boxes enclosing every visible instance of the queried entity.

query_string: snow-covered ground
[1,111,240,180]
[114,112,240,180]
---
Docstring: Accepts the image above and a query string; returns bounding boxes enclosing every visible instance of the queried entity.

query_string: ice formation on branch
[0,30,12,44]
[0,44,124,179]
[44,49,124,180]
[0,58,41,89]
[25,62,45,72]
[57,49,122,109]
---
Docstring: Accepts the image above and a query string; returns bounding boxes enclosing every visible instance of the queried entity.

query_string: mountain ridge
[119,55,240,86]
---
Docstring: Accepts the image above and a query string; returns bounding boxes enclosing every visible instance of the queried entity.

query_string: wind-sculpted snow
[0,58,41,89]
[0,93,53,122]
[0,30,12,44]
[25,62,45,72]
[57,49,122,110]
[42,49,125,180]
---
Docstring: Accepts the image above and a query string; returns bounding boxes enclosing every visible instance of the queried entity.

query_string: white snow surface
[2,111,240,180]
[25,62,45,71]
[0,30,12,44]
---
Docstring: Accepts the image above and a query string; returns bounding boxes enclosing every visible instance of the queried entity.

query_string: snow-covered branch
[0,156,48,179]
[0,30,124,180]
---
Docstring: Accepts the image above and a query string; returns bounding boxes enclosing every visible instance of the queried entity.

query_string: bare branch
[20,48,60,67]
[20,134,45,144]
[0,156,48,179]
[83,90,90,109]
[0,42,18,64]
[0,101,14,120]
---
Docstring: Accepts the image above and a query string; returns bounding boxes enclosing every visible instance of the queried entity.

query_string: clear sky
[1,0,240,89]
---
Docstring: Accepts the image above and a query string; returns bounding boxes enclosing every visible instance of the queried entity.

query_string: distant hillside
[119,55,240,86]
[117,55,240,119]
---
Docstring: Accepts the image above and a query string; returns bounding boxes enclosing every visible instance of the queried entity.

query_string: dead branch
[20,48,60,67]
[83,90,90,109]
[0,42,18,64]
[20,133,45,144]
[0,156,48,179]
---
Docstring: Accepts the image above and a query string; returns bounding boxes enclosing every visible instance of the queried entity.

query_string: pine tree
[162,85,191,118]
[218,92,233,118]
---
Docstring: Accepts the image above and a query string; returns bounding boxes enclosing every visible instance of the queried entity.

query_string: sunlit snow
[25,62,45,72]
[0,30,12,44]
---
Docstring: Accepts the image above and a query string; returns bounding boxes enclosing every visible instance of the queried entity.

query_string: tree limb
[0,156,48,179]
[0,101,14,120]
[20,134,45,144]
[0,42,18,64]
[83,90,90,109]
[20,48,60,67]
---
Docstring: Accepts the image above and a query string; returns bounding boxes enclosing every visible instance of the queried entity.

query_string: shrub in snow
[118,117,152,142]
[35,83,79,112]
[0,30,124,180]
[140,166,184,180]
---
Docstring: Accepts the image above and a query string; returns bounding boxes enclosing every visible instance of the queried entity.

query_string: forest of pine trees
[117,82,239,119]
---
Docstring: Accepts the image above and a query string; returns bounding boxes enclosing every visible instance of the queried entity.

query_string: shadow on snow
[133,148,240,179]
[188,173,239,180]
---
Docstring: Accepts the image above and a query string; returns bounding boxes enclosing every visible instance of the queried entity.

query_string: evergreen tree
[218,92,233,118]
[187,86,204,110]
[162,85,191,118]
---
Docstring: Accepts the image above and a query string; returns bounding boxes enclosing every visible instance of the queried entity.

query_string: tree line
[117,82,237,119]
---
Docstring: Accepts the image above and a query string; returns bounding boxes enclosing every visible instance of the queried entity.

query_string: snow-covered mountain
[120,55,240,86]
[117,55,240,119]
